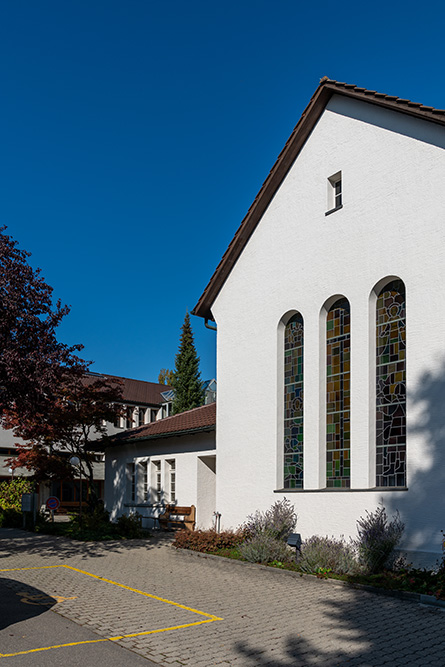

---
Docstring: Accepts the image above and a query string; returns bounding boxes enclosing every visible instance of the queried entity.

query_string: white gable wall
[212,95,445,564]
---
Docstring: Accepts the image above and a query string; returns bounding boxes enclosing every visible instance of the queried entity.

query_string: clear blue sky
[1,0,444,383]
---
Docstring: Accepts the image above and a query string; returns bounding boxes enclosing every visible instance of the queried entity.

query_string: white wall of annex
[104,431,215,528]
[211,95,445,560]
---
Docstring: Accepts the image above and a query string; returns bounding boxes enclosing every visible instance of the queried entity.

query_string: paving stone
[2,527,445,665]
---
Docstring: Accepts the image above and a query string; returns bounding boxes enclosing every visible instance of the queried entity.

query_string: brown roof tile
[83,373,169,406]
[103,402,216,446]
[192,78,445,321]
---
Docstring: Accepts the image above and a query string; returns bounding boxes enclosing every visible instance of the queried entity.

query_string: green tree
[158,368,175,385]
[171,313,204,414]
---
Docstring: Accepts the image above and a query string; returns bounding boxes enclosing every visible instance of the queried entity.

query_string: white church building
[192,78,445,566]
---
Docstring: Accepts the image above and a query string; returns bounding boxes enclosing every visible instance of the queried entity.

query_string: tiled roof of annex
[192,77,445,321]
[83,372,169,406]
[103,402,216,446]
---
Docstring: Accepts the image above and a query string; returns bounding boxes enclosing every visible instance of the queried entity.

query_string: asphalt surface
[0,577,155,665]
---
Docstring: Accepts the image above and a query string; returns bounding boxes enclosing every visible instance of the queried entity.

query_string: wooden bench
[159,505,196,531]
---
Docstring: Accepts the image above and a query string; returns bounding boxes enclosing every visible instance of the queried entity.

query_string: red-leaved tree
[1,228,123,507]
[0,226,86,423]
[6,373,124,508]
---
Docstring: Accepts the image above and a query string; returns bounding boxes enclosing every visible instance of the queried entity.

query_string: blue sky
[1,0,444,383]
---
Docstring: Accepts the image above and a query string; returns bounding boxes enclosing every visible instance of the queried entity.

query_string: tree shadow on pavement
[0,528,174,561]
[0,577,57,631]
[234,587,445,666]
[233,360,445,666]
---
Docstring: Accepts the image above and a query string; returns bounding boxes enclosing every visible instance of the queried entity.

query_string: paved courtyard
[1,528,445,666]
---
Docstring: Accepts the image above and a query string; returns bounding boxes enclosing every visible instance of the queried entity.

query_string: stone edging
[174,546,445,609]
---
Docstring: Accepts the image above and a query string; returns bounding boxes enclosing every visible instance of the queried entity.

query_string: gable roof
[192,77,445,321]
[84,372,170,406]
[101,402,216,447]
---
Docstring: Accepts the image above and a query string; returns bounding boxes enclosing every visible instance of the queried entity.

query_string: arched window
[326,297,350,488]
[376,279,406,487]
[284,313,304,489]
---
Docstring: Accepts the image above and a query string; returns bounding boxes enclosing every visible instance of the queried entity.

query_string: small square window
[326,172,343,215]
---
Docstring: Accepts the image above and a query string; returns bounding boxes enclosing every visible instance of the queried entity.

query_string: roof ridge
[89,370,169,388]
[102,401,216,447]
[148,402,215,424]
[320,78,445,115]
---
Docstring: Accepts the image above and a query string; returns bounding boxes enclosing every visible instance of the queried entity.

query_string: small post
[69,456,82,529]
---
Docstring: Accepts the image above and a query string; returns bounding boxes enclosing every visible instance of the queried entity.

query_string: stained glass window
[326,298,350,488]
[284,313,304,489]
[376,280,406,487]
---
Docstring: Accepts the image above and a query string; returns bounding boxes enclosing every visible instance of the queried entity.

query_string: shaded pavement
[1,528,445,665]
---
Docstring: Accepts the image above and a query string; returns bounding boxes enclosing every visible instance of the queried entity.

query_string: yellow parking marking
[0,565,60,572]
[0,564,223,658]
[0,620,215,657]
[0,638,111,658]
[62,565,222,620]
[17,591,77,605]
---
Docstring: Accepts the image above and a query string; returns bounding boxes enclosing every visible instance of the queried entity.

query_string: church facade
[193,79,445,565]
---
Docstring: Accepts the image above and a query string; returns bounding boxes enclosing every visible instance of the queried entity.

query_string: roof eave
[191,81,333,320]
[97,423,216,450]
[192,78,445,320]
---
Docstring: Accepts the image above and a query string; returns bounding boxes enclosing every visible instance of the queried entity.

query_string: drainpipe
[205,319,217,331]
[213,511,221,533]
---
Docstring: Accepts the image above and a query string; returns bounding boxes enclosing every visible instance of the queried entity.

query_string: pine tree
[171,312,204,414]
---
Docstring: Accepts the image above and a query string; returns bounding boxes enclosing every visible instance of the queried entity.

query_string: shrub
[0,508,23,528]
[115,512,143,539]
[239,533,293,564]
[173,529,244,553]
[243,498,297,542]
[0,478,33,511]
[355,506,404,574]
[69,503,113,534]
[297,535,359,575]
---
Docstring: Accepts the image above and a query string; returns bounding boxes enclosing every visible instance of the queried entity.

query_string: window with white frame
[151,460,162,503]
[326,171,342,215]
[166,459,176,503]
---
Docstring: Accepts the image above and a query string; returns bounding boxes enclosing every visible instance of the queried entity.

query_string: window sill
[274,486,408,493]
[325,204,343,216]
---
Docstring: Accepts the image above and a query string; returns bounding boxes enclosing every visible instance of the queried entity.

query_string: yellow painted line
[61,565,223,620]
[0,564,223,658]
[0,619,215,657]
[0,638,110,658]
[0,565,60,572]
[109,617,216,640]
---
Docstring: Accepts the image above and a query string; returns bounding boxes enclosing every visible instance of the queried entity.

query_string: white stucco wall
[104,431,216,529]
[197,455,217,529]
[211,95,445,564]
